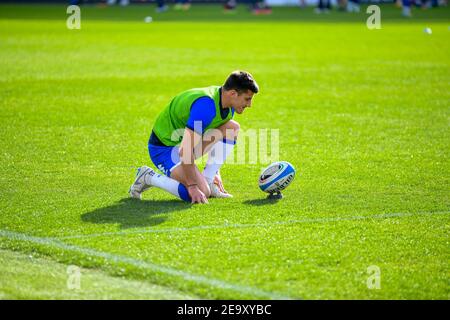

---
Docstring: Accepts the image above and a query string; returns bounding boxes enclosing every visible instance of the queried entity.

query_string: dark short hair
[223,71,259,94]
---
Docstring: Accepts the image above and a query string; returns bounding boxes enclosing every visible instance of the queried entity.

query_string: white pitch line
[58,210,450,241]
[0,229,294,300]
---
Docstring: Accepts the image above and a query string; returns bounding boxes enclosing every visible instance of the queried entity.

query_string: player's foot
[129,166,154,200]
[208,181,233,198]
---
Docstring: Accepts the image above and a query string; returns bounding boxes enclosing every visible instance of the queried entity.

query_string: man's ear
[229,89,238,98]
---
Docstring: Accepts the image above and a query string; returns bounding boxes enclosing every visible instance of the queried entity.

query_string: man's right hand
[187,185,208,204]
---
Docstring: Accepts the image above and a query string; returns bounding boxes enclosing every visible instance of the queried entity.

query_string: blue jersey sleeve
[186,96,216,134]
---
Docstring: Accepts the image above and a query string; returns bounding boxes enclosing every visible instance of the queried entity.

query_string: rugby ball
[259,161,296,193]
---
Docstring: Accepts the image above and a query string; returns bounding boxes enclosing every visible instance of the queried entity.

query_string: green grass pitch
[0,3,449,299]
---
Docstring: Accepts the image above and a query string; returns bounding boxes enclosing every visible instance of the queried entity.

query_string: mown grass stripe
[58,210,450,240]
[0,229,295,300]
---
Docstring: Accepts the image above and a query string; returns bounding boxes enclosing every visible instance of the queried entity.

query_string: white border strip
[0,229,294,300]
[59,210,450,240]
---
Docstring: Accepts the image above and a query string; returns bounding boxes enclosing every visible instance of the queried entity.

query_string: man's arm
[179,127,208,204]
[179,97,216,203]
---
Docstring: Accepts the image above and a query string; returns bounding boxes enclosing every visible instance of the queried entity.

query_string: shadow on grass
[81,198,191,229]
[243,198,282,206]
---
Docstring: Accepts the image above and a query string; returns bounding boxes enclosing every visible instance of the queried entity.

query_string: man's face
[230,90,254,114]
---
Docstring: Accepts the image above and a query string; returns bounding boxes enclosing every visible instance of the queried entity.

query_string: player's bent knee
[223,120,240,140]
[228,120,240,132]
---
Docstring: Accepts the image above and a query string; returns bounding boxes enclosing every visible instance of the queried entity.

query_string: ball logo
[275,173,294,191]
